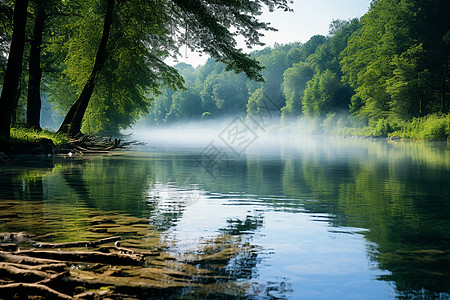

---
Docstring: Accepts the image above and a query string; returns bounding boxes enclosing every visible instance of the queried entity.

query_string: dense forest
[1,0,449,140]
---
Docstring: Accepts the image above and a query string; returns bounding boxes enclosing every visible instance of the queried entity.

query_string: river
[0,131,449,299]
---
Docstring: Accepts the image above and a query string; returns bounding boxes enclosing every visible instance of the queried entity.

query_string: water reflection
[0,138,449,298]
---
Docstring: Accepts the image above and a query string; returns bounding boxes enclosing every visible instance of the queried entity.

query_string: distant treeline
[145,0,450,139]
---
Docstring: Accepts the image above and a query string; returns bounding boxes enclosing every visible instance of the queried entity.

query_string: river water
[0,132,449,299]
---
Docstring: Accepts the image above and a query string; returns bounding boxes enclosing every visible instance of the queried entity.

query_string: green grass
[9,127,69,146]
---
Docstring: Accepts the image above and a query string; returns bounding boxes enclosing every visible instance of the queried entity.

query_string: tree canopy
[0,0,293,137]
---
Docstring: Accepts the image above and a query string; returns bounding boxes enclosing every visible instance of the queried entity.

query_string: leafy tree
[280,62,314,118]
[246,87,264,116]
[54,0,293,136]
[385,45,428,118]
[0,2,13,84]
[339,0,450,121]
[411,0,450,113]
[247,43,301,117]
[211,72,248,114]
[26,0,49,130]
[198,62,248,117]
[169,89,202,119]
[57,0,118,135]
[0,0,29,138]
[340,0,412,119]
[303,69,351,117]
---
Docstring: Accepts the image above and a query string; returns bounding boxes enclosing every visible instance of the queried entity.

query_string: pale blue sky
[171,0,372,67]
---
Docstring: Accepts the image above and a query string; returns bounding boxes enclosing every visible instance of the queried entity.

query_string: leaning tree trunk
[441,62,448,113]
[0,0,29,138]
[58,0,115,137]
[26,6,47,131]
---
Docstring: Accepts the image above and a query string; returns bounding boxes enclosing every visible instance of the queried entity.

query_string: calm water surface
[0,135,449,299]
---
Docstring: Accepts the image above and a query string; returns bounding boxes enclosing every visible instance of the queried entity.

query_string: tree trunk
[26,6,47,131]
[441,62,448,112]
[58,0,115,137]
[11,80,22,125]
[0,0,29,138]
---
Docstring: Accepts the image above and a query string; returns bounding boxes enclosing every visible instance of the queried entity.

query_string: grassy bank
[321,113,450,141]
[0,127,69,155]
[9,127,69,146]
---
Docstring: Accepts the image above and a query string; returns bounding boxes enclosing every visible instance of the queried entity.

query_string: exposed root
[33,236,121,249]
[0,282,73,300]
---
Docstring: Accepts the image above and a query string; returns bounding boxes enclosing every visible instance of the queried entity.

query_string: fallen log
[0,282,73,300]
[15,250,143,265]
[33,236,121,249]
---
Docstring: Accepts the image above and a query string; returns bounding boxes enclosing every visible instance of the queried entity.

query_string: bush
[368,117,402,137]
[390,113,450,141]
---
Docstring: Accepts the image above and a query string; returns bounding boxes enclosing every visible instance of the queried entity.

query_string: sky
[169,0,372,67]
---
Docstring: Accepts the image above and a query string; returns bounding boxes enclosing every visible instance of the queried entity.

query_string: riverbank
[286,113,450,141]
[0,128,67,156]
[0,128,128,159]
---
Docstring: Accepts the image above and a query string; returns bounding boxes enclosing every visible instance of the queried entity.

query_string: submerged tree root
[0,219,265,299]
[33,236,121,249]
[0,283,73,300]
[0,235,195,299]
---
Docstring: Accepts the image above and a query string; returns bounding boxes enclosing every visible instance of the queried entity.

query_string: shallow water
[0,135,449,299]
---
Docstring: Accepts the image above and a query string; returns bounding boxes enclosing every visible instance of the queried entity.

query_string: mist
[128,115,369,160]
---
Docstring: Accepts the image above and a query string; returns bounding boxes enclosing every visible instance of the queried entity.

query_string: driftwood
[33,236,121,249]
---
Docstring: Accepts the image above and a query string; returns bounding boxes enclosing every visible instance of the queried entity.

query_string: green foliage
[141,0,449,142]
[369,117,402,137]
[341,0,449,120]
[390,114,450,141]
[0,1,13,83]
[302,69,351,117]
[246,87,264,116]
[8,0,442,139]
[320,113,450,141]
[281,62,314,118]
[1,0,294,135]
[385,44,429,118]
